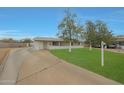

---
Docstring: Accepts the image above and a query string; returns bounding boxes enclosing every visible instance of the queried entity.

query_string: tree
[73,23,84,43]
[58,9,83,52]
[0,38,17,43]
[85,20,97,49]
[96,20,115,46]
[20,38,32,47]
[84,20,115,48]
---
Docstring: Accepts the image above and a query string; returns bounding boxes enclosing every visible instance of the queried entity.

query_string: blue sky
[0,7,124,39]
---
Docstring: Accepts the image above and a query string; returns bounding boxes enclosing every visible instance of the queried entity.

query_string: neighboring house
[33,37,84,50]
[115,36,124,49]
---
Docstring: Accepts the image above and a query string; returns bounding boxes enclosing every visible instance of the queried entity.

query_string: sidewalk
[0,48,30,84]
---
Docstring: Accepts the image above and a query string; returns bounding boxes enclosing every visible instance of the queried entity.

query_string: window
[52,41,58,46]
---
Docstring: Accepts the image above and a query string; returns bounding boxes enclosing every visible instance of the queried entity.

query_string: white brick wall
[33,41,84,50]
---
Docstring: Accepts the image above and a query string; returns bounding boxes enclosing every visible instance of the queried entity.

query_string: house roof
[116,36,124,42]
[34,37,64,42]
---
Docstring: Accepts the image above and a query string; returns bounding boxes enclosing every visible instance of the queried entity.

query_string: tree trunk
[69,41,71,52]
[89,43,92,51]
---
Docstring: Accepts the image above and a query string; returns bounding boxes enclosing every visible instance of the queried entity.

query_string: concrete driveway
[17,49,120,85]
[0,48,120,85]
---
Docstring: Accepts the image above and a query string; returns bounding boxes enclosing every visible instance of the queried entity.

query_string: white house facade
[33,37,84,50]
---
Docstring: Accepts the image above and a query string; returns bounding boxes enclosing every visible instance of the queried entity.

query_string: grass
[0,48,11,65]
[50,48,124,84]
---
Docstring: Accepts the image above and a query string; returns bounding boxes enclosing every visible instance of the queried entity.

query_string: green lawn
[50,48,124,84]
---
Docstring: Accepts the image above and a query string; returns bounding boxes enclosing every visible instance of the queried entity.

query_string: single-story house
[115,36,124,49]
[32,37,84,50]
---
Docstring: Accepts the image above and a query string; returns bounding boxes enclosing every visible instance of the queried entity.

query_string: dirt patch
[0,48,11,65]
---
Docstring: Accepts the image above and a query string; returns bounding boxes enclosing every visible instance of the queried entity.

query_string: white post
[69,41,71,52]
[101,41,105,67]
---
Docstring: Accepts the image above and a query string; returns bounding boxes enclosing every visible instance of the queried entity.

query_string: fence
[0,43,28,48]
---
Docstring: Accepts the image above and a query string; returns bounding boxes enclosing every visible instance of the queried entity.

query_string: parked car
[107,44,116,49]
